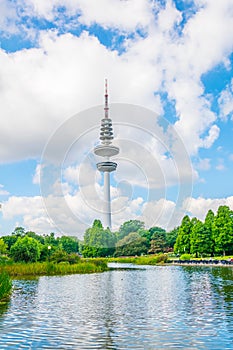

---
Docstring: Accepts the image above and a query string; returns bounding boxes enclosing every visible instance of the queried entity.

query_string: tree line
[174,205,233,257]
[82,205,233,258]
[0,227,79,263]
[81,219,177,257]
[0,204,232,262]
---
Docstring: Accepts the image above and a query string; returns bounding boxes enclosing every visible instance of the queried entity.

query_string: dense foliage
[1,228,79,263]
[82,220,117,257]
[0,204,232,262]
[174,205,233,257]
[81,219,177,258]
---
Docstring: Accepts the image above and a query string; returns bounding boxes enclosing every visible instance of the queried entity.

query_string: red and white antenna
[104,78,109,119]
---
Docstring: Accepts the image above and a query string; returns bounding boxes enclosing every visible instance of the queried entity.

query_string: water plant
[0,272,12,302]
[0,260,109,277]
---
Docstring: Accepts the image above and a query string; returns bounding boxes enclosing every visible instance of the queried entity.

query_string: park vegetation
[0,227,108,279]
[0,204,232,273]
[81,205,233,259]
[1,204,231,300]
[174,205,233,257]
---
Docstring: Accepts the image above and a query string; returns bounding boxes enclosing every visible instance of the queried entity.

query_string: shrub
[10,236,40,262]
[50,250,68,263]
[0,255,13,265]
[67,253,80,264]
[136,254,168,265]
[180,253,191,260]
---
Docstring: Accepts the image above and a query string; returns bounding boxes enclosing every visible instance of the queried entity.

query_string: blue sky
[0,0,232,236]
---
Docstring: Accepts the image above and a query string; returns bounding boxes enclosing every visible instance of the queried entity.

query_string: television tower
[94,80,119,228]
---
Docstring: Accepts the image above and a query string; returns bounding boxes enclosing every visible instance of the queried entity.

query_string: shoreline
[170,259,233,267]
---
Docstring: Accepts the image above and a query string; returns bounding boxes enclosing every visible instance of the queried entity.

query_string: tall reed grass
[0,272,12,302]
[0,259,108,277]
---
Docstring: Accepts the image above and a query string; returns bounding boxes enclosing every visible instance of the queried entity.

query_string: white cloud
[216,165,225,171]
[32,163,43,184]
[1,192,179,234]
[157,0,182,33]
[75,0,153,31]
[141,198,176,229]
[0,0,231,164]
[216,159,225,171]
[195,158,211,171]
[0,184,9,196]
[0,0,232,236]
[2,191,233,235]
[218,79,233,120]
[0,30,163,162]
[184,196,233,221]
[24,0,153,31]
[0,0,18,34]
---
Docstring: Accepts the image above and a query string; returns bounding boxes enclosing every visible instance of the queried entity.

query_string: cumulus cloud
[2,190,233,235]
[0,0,18,34]
[22,0,153,31]
[218,79,233,120]
[184,196,233,221]
[0,0,232,234]
[0,0,232,163]
[1,192,180,234]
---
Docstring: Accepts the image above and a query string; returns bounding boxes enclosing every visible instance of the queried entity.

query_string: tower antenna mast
[94,80,119,228]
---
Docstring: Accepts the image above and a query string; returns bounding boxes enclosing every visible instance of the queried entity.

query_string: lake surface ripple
[0,265,233,349]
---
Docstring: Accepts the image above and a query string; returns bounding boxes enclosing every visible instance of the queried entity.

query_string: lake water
[0,264,233,349]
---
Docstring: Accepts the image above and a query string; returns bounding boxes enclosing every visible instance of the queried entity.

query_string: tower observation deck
[94,80,119,228]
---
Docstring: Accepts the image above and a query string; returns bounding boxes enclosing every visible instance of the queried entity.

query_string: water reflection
[0,266,233,349]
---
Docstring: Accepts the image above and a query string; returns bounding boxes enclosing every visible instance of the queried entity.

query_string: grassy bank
[108,254,168,265]
[0,259,108,277]
[0,272,12,302]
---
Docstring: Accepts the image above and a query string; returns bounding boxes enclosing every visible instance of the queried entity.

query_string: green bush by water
[109,254,168,265]
[179,253,191,260]
[0,272,12,302]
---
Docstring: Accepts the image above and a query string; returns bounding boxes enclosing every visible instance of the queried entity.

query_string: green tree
[118,220,145,240]
[174,215,193,254]
[2,227,26,252]
[190,219,212,257]
[59,236,79,254]
[138,228,151,243]
[213,205,233,256]
[44,232,59,246]
[0,238,8,254]
[149,228,166,254]
[10,236,41,262]
[12,227,25,237]
[166,227,178,249]
[2,235,19,251]
[204,209,215,256]
[82,220,116,257]
[115,232,148,257]
[26,231,45,244]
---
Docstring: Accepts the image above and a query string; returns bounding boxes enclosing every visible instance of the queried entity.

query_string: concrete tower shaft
[94,80,119,228]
